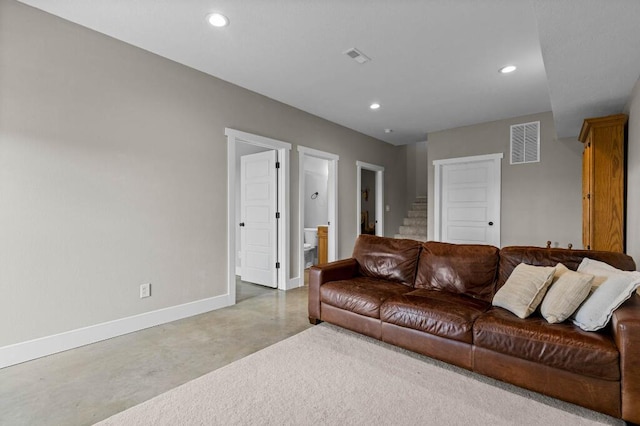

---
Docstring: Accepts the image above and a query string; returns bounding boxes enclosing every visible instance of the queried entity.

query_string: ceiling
[16,0,640,145]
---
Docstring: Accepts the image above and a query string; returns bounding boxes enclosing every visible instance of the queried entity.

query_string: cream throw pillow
[540,263,594,324]
[493,263,556,319]
[572,258,640,331]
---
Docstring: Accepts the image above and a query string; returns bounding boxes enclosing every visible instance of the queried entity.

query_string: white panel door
[440,158,500,246]
[241,150,277,287]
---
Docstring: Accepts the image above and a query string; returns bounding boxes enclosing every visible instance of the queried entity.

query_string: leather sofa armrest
[612,293,640,424]
[308,258,359,324]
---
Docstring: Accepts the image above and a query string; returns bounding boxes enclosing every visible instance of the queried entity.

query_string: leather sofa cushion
[352,235,422,286]
[380,289,491,343]
[320,277,413,319]
[497,246,636,291]
[414,242,499,302]
[474,307,620,381]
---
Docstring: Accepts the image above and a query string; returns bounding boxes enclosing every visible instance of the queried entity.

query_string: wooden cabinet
[579,114,627,252]
[317,226,328,265]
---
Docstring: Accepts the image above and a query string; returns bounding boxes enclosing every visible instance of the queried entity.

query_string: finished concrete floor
[0,280,311,425]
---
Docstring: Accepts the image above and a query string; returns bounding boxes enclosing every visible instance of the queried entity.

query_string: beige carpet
[97,323,622,425]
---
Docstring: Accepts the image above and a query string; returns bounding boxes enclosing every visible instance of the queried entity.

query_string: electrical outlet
[140,283,151,299]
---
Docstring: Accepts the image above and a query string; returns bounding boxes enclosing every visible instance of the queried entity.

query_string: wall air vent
[344,47,371,64]
[510,121,540,164]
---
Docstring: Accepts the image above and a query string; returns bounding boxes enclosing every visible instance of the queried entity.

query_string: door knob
[488,222,494,226]
[239,222,245,227]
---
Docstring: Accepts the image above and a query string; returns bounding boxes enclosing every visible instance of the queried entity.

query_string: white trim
[433,162,442,241]
[297,146,339,284]
[0,294,231,369]
[432,153,503,166]
[327,159,338,260]
[287,277,301,290]
[433,153,503,244]
[357,167,361,235]
[227,134,238,303]
[225,128,292,151]
[356,161,385,172]
[226,128,291,296]
[298,146,339,161]
[356,161,385,237]
[281,149,291,290]
[375,170,384,236]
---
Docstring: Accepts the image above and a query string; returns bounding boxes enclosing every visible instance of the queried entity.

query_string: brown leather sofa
[308,235,640,423]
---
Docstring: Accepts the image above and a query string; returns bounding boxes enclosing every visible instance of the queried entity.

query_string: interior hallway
[0,280,310,425]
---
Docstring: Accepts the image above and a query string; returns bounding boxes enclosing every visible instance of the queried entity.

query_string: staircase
[394,196,427,242]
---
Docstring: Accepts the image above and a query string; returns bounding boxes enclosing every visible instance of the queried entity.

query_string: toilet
[303,228,318,268]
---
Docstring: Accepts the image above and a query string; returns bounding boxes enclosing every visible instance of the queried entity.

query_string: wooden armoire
[578,114,627,252]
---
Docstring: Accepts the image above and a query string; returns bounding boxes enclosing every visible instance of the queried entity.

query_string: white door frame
[298,146,339,284]
[433,153,502,245]
[226,128,291,304]
[356,161,384,237]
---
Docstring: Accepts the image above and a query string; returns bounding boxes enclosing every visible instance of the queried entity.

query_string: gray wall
[415,141,428,198]
[625,76,640,270]
[0,0,406,347]
[404,141,428,211]
[427,112,583,248]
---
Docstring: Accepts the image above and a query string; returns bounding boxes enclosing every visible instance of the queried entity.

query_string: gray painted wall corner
[0,0,406,347]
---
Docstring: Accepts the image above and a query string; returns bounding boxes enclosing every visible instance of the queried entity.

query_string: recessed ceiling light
[499,65,517,74]
[370,103,381,110]
[207,13,229,27]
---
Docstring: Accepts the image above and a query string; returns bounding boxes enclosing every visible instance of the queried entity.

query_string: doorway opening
[356,161,384,237]
[237,144,277,288]
[298,146,339,286]
[226,128,291,305]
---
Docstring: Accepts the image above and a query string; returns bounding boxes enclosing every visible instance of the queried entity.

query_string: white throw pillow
[578,257,621,273]
[572,258,640,331]
[493,263,556,319]
[540,263,594,324]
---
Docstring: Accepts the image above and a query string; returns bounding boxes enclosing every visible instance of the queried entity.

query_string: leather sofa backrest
[352,235,422,286]
[497,246,637,291]
[414,241,500,302]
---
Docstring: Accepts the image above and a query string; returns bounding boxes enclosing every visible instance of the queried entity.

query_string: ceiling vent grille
[510,121,540,164]
[344,47,371,64]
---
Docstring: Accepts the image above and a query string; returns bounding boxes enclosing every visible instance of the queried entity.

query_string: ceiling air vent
[510,121,540,164]
[344,47,371,64]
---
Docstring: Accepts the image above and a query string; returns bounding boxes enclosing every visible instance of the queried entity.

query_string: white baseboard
[286,276,302,290]
[0,294,232,369]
